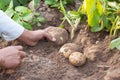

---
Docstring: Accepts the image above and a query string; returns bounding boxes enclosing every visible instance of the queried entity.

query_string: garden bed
[0,1,120,80]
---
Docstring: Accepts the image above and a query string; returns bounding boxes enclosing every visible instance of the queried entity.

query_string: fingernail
[52,38,56,41]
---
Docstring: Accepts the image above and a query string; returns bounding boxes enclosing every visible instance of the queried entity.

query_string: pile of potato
[59,43,87,66]
[59,43,101,66]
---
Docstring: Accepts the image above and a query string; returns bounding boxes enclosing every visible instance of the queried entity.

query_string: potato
[69,52,86,66]
[48,27,68,45]
[59,43,80,58]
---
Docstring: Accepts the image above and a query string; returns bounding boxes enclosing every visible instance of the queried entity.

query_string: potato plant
[81,0,109,32]
[45,0,74,9]
[60,0,82,39]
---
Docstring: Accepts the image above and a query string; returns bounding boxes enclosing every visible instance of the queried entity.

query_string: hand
[18,27,56,46]
[43,27,56,42]
[0,46,26,69]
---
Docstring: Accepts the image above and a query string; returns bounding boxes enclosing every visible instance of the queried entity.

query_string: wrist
[33,30,45,39]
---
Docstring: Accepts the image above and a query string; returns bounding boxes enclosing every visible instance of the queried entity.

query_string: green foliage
[60,0,82,39]
[45,0,74,9]
[82,0,108,32]
[82,0,120,33]
[13,0,31,7]
[0,0,11,11]
[81,0,120,50]
[108,2,120,36]
[110,37,120,50]
[110,16,120,36]
[34,0,41,8]
[0,0,45,30]
[110,17,120,50]
[108,1,120,50]
[32,12,46,27]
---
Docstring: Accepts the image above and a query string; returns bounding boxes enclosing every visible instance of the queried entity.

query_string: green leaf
[45,0,54,5]
[5,0,14,17]
[59,24,65,28]
[51,4,60,8]
[86,0,97,15]
[82,0,107,32]
[37,22,42,27]
[68,11,80,18]
[15,6,29,12]
[12,13,22,24]
[34,0,39,8]
[22,22,33,30]
[21,12,33,21]
[110,37,120,49]
[60,0,66,15]
[116,45,120,50]
[7,0,13,9]
[36,16,46,22]
[97,1,103,15]
[5,8,14,17]
[91,15,107,32]
[34,12,40,16]
[83,0,100,27]
[13,13,20,21]
[45,0,74,9]
[88,10,100,27]
[0,0,11,11]
[91,25,103,32]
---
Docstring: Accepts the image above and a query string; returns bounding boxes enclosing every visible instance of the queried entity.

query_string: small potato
[69,52,86,66]
[59,43,80,58]
[48,27,68,45]
[62,49,74,59]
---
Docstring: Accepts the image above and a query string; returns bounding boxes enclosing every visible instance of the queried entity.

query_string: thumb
[19,51,26,59]
[44,33,56,42]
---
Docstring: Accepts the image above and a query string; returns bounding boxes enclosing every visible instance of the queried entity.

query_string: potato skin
[48,27,68,45]
[69,52,86,66]
[59,43,80,58]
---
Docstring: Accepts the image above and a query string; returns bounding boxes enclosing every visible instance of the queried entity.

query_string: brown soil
[0,1,120,80]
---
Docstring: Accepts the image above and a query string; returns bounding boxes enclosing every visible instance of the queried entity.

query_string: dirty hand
[43,27,56,42]
[0,46,26,69]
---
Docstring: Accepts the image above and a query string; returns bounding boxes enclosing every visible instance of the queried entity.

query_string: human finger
[44,27,54,32]
[19,51,26,59]
[14,46,23,51]
[44,32,56,42]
